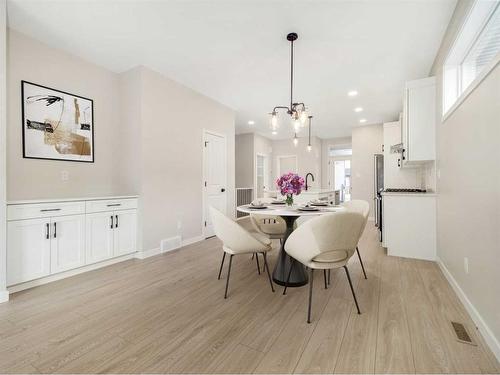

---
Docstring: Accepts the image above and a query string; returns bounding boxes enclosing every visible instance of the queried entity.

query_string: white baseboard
[0,290,9,303]
[437,257,500,362]
[182,235,204,247]
[135,247,161,259]
[136,235,205,260]
[8,253,137,294]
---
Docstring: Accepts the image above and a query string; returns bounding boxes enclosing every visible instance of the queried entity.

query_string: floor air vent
[451,321,476,346]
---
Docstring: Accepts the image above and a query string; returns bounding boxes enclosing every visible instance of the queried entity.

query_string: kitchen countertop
[7,195,139,205]
[381,191,436,197]
[265,189,336,195]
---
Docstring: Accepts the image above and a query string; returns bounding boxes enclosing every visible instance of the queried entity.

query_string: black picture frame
[21,80,95,163]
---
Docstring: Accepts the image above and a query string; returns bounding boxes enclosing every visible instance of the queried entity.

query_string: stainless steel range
[384,188,427,193]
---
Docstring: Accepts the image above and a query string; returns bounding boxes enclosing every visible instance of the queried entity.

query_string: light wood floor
[0,225,498,374]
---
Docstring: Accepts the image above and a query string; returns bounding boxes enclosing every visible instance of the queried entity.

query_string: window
[443,1,500,117]
[329,148,352,157]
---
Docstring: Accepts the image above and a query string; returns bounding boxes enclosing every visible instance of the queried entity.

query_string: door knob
[221,188,226,192]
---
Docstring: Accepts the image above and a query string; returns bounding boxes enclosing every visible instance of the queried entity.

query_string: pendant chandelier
[270,32,312,140]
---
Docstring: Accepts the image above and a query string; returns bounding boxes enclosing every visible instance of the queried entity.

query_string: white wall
[271,136,322,189]
[0,0,7,300]
[5,31,235,257]
[235,133,317,195]
[351,124,383,218]
[235,133,253,188]
[138,67,235,251]
[430,0,500,357]
[7,30,126,200]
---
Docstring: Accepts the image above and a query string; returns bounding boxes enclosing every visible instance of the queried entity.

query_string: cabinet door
[7,218,51,285]
[50,215,86,273]
[86,211,114,264]
[113,210,137,256]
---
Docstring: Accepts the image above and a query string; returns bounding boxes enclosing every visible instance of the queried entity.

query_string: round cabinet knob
[221,188,226,192]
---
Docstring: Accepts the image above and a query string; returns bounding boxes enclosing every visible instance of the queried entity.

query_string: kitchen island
[265,189,340,205]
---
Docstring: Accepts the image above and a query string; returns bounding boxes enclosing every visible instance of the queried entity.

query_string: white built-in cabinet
[401,76,436,166]
[7,218,52,285]
[50,214,86,274]
[7,197,138,287]
[382,192,436,260]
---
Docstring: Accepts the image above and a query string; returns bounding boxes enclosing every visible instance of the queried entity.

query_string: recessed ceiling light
[359,118,367,123]
[347,90,358,97]
[271,131,277,135]
[354,107,363,112]
[248,120,255,125]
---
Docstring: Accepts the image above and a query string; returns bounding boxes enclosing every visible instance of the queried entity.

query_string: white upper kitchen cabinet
[401,76,436,163]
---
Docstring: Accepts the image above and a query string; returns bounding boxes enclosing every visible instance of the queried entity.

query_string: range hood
[390,143,404,154]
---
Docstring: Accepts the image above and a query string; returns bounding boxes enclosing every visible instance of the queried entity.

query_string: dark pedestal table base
[272,215,308,287]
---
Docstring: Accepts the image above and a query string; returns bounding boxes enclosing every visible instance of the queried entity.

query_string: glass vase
[285,194,294,207]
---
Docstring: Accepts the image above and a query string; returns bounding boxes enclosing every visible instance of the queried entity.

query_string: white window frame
[442,0,500,121]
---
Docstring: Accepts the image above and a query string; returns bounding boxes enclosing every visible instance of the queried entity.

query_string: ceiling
[7,0,456,139]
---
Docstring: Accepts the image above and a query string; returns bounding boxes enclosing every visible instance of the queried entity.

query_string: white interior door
[204,131,227,238]
[50,214,86,273]
[255,154,268,198]
[328,157,351,201]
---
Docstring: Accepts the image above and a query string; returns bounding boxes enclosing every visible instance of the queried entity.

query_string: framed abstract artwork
[21,80,94,162]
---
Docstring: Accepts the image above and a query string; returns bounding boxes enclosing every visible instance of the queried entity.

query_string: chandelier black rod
[290,37,294,113]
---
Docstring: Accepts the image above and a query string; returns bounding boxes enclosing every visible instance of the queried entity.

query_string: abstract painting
[22,81,94,162]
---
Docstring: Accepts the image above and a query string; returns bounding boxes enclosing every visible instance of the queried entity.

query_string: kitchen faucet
[305,173,314,191]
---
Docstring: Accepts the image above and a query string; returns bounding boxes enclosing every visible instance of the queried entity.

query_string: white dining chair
[210,207,275,298]
[249,198,287,243]
[237,215,268,275]
[341,200,370,279]
[284,211,365,323]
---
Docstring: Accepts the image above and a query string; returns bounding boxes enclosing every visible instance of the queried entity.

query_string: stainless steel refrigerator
[374,154,384,239]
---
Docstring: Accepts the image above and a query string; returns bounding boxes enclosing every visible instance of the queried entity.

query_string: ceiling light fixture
[354,107,363,112]
[293,133,298,146]
[269,32,311,144]
[272,131,278,135]
[248,120,255,125]
[359,118,367,123]
[348,90,358,97]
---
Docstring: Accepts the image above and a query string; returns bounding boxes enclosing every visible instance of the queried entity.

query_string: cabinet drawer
[86,198,138,213]
[7,201,85,221]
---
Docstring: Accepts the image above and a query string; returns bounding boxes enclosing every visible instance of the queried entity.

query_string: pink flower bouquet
[276,172,305,206]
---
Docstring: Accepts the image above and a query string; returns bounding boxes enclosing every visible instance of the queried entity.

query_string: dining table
[236,203,345,287]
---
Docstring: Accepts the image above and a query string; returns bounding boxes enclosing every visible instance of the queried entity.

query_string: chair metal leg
[323,269,328,289]
[255,253,261,275]
[356,246,367,279]
[218,252,226,280]
[307,268,314,323]
[328,269,331,285]
[344,265,361,314]
[283,258,295,295]
[224,255,234,299]
[262,252,275,293]
[251,253,254,260]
